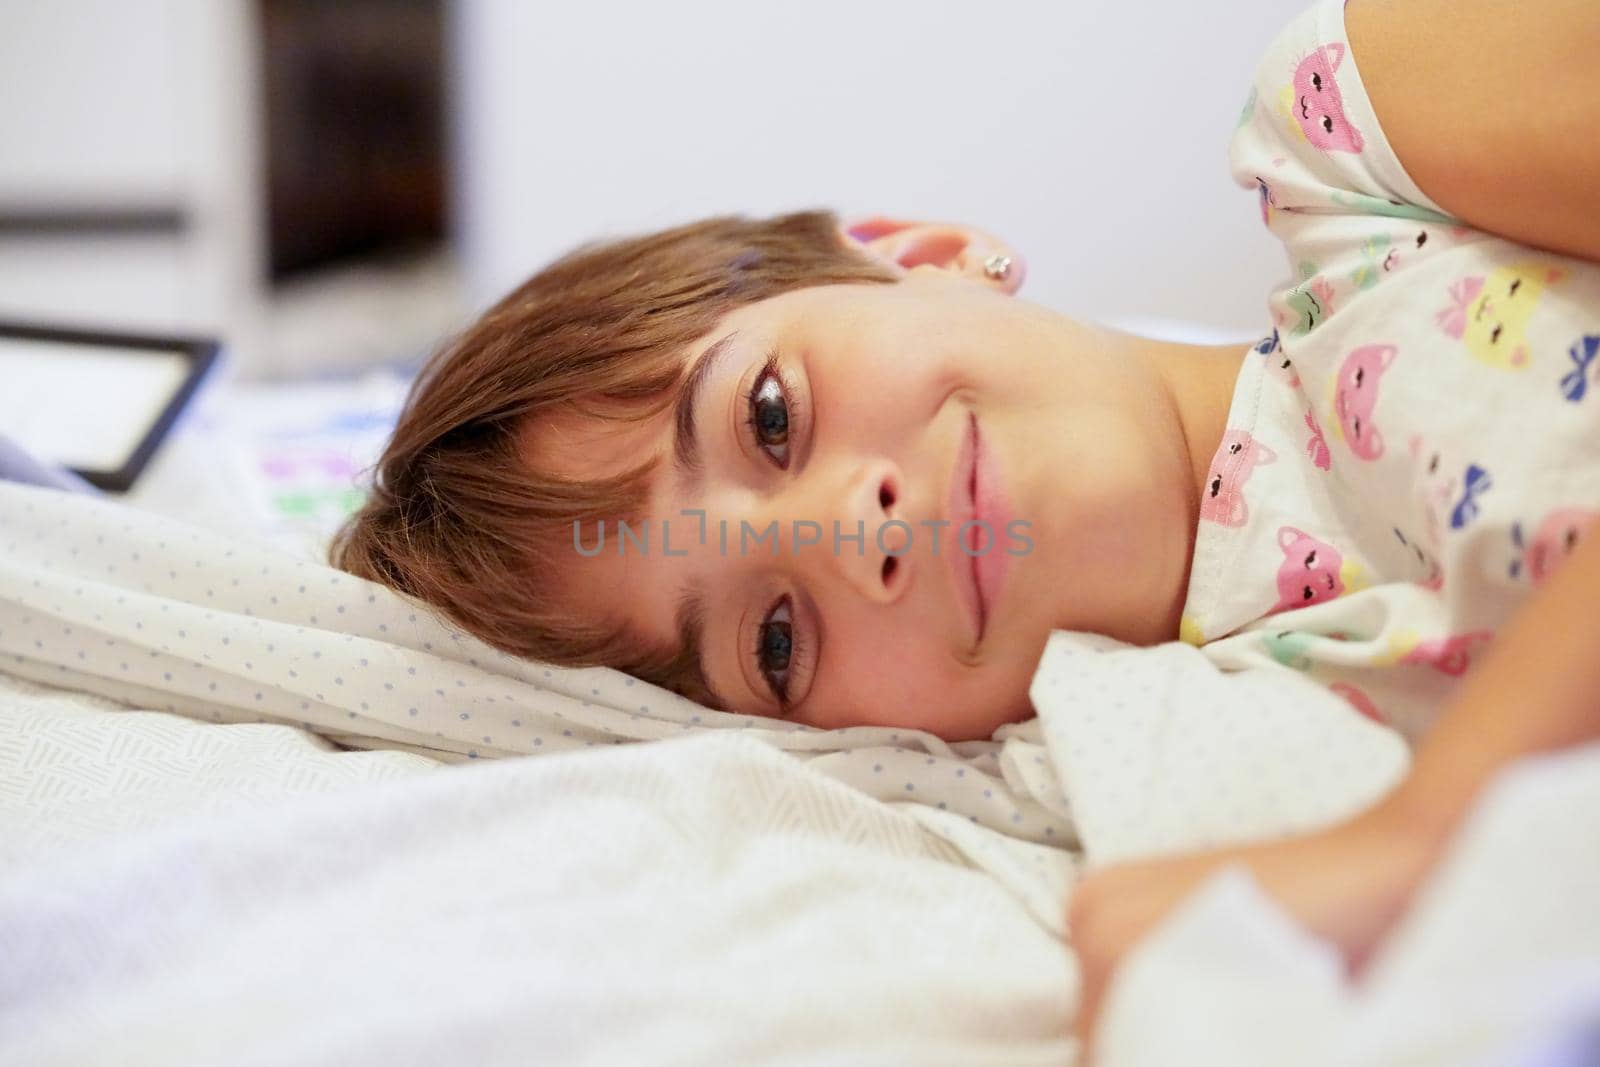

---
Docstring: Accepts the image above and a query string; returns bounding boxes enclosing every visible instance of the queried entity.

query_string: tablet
[0,322,222,492]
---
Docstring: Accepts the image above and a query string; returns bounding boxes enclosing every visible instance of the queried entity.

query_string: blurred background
[1,0,1295,553]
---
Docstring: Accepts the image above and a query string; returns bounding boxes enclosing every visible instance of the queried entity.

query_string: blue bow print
[1450,464,1492,530]
[1559,334,1600,402]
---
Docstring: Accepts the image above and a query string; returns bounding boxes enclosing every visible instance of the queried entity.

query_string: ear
[840,215,1027,294]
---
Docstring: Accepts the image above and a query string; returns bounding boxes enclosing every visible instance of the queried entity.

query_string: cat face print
[1201,430,1278,527]
[1516,507,1598,585]
[1333,343,1397,460]
[1288,43,1365,153]
[1271,526,1346,613]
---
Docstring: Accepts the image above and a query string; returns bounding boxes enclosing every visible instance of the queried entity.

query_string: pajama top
[1181,0,1600,742]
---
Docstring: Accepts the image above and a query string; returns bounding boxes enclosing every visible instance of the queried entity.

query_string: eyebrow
[668,332,741,713]
[673,575,731,711]
[673,330,741,492]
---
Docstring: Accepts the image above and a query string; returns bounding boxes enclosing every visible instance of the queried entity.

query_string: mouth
[947,411,986,645]
[1299,96,1309,118]
[946,410,1014,649]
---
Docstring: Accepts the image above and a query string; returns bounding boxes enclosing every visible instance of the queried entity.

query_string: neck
[1138,331,1252,502]
[1104,323,1251,641]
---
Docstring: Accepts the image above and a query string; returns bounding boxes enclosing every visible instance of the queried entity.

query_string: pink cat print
[1334,343,1396,460]
[1292,44,1365,153]
[1518,507,1598,585]
[1271,526,1345,613]
[1401,631,1493,677]
[1201,431,1277,527]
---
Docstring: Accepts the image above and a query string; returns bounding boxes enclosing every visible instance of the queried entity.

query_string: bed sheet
[0,472,1419,932]
[0,478,1078,933]
[0,689,1076,1067]
[4,661,1595,1066]
[5,478,1597,1063]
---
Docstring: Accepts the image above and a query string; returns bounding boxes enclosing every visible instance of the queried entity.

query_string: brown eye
[1210,475,1222,497]
[749,371,790,465]
[1305,551,1319,568]
[757,597,795,703]
[1312,72,1323,90]
[1508,278,1522,295]
[1322,116,1334,133]
[1490,325,1503,344]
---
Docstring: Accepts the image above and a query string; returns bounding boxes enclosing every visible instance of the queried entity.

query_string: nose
[764,456,910,605]
[831,457,911,604]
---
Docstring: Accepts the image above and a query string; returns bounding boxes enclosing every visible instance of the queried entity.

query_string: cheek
[807,322,968,433]
[814,364,949,446]
[816,633,961,726]
[802,618,1039,736]
[1031,410,1168,545]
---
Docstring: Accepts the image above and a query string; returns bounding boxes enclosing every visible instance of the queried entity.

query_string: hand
[1067,806,1440,1058]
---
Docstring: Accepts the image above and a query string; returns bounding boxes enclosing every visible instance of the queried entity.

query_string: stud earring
[983,253,1012,281]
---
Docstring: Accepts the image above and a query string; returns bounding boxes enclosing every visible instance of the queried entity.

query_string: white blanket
[0,480,1076,930]
[4,480,1596,1064]
[0,669,1074,1067]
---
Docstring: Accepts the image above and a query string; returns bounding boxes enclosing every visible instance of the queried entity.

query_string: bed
[2,375,1597,1066]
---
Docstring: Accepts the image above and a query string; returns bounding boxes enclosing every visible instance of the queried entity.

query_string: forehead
[516,398,676,652]
[518,286,810,482]
[521,399,669,482]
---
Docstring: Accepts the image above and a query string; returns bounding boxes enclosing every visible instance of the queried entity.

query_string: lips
[970,415,1013,641]
[946,412,985,645]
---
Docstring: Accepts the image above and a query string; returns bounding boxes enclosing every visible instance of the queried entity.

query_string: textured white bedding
[3,478,1596,1065]
[0,670,1074,1067]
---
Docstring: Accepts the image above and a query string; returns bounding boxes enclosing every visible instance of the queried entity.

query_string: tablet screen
[0,337,194,471]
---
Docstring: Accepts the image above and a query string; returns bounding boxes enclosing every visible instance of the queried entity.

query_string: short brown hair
[330,209,899,706]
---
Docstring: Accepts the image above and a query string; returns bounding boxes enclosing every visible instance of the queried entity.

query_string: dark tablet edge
[0,319,224,494]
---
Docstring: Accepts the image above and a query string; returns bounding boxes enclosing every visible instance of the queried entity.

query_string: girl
[334,0,1600,1051]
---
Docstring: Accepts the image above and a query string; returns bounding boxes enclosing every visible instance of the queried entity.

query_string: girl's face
[526,252,1220,741]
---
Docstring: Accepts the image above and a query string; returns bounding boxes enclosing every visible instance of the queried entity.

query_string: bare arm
[1347,0,1600,265]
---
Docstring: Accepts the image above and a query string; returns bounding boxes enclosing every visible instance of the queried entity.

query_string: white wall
[452,0,1300,338]
[1,1,187,204]
[0,0,262,346]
